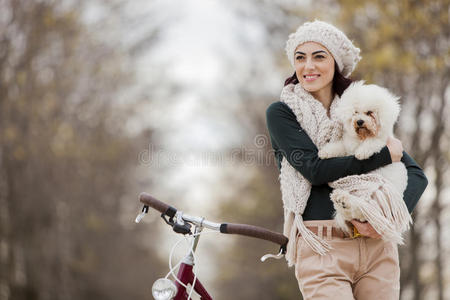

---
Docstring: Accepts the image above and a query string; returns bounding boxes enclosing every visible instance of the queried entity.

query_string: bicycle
[135,192,289,300]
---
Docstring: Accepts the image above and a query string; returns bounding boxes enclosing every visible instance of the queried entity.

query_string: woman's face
[294,42,335,94]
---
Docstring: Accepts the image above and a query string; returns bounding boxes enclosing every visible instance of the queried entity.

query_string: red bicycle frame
[172,228,212,300]
[174,262,212,300]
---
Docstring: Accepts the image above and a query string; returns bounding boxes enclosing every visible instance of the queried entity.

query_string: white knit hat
[285,20,362,78]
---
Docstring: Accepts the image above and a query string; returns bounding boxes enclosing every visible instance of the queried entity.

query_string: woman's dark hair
[283,62,353,97]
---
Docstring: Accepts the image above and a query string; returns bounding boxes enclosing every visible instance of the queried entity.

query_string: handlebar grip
[220,223,288,247]
[139,192,175,215]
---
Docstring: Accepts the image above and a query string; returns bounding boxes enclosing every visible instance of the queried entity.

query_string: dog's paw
[318,148,333,159]
[355,147,376,160]
[331,190,351,211]
[319,142,346,159]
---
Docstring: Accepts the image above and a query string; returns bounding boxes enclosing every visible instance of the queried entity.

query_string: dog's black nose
[356,120,364,126]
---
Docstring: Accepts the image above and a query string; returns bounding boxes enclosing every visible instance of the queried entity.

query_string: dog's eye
[366,111,373,115]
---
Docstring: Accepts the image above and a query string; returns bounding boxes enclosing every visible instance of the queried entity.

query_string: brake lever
[160,211,191,234]
[172,211,192,234]
[260,249,284,262]
[135,205,149,223]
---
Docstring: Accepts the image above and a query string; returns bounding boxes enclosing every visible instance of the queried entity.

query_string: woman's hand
[350,219,382,239]
[386,136,403,162]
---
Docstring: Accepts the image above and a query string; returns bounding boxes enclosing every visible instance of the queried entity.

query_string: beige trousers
[295,220,400,300]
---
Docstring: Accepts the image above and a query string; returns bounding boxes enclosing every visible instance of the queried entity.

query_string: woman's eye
[315,55,325,59]
[296,56,305,60]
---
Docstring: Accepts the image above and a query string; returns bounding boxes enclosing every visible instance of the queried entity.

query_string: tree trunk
[432,163,443,300]
[0,149,11,300]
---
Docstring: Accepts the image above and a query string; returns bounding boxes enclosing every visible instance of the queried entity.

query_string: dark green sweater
[266,101,428,221]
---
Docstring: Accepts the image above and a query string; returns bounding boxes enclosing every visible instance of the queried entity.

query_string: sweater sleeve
[401,151,428,213]
[266,101,392,186]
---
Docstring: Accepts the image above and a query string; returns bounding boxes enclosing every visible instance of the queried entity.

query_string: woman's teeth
[304,75,320,81]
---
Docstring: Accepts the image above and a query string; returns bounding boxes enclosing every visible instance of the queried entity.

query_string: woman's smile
[304,74,321,82]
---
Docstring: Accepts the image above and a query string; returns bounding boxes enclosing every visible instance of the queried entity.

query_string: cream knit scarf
[279,83,411,267]
[279,83,343,266]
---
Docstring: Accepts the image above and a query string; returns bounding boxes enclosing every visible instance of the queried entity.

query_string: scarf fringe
[372,183,412,240]
[295,214,333,254]
[337,182,412,245]
[380,183,412,233]
[330,172,411,245]
[356,193,404,244]
[284,211,332,267]
[284,210,297,267]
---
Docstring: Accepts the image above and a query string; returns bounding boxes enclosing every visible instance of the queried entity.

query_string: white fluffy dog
[319,81,411,243]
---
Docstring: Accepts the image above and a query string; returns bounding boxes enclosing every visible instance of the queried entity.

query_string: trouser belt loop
[327,226,333,240]
[318,225,323,239]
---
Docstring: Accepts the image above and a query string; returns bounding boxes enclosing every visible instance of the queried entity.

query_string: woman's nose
[305,57,315,70]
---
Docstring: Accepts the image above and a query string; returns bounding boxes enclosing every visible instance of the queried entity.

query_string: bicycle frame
[173,228,212,300]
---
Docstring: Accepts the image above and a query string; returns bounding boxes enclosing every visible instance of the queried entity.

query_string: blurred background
[0,0,448,299]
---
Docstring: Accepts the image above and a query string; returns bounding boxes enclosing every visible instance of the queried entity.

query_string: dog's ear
[335,99,355,123]
[377,87,401,128]
[336,81,366,122]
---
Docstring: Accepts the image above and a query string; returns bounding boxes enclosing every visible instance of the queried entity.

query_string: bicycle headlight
[152,278,178,300]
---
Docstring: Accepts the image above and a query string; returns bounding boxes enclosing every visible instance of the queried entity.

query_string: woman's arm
[401,151,428,213]
[266,101,392,185]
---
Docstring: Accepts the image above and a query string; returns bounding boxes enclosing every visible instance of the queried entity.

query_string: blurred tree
[0,1,165,299]
[212,0,448,300]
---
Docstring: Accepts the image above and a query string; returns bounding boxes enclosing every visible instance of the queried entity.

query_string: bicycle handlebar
[140,192,171,214]
[220,223,288,248]
[139,192,288,248]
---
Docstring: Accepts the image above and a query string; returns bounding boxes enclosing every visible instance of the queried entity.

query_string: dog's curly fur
[318,81,410,240]
[319,80,400,160]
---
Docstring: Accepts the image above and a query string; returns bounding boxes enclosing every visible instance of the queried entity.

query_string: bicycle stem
[192,226,202,252]
[182,226,203,266]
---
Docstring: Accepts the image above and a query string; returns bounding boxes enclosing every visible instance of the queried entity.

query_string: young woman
[265,20,428,300]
